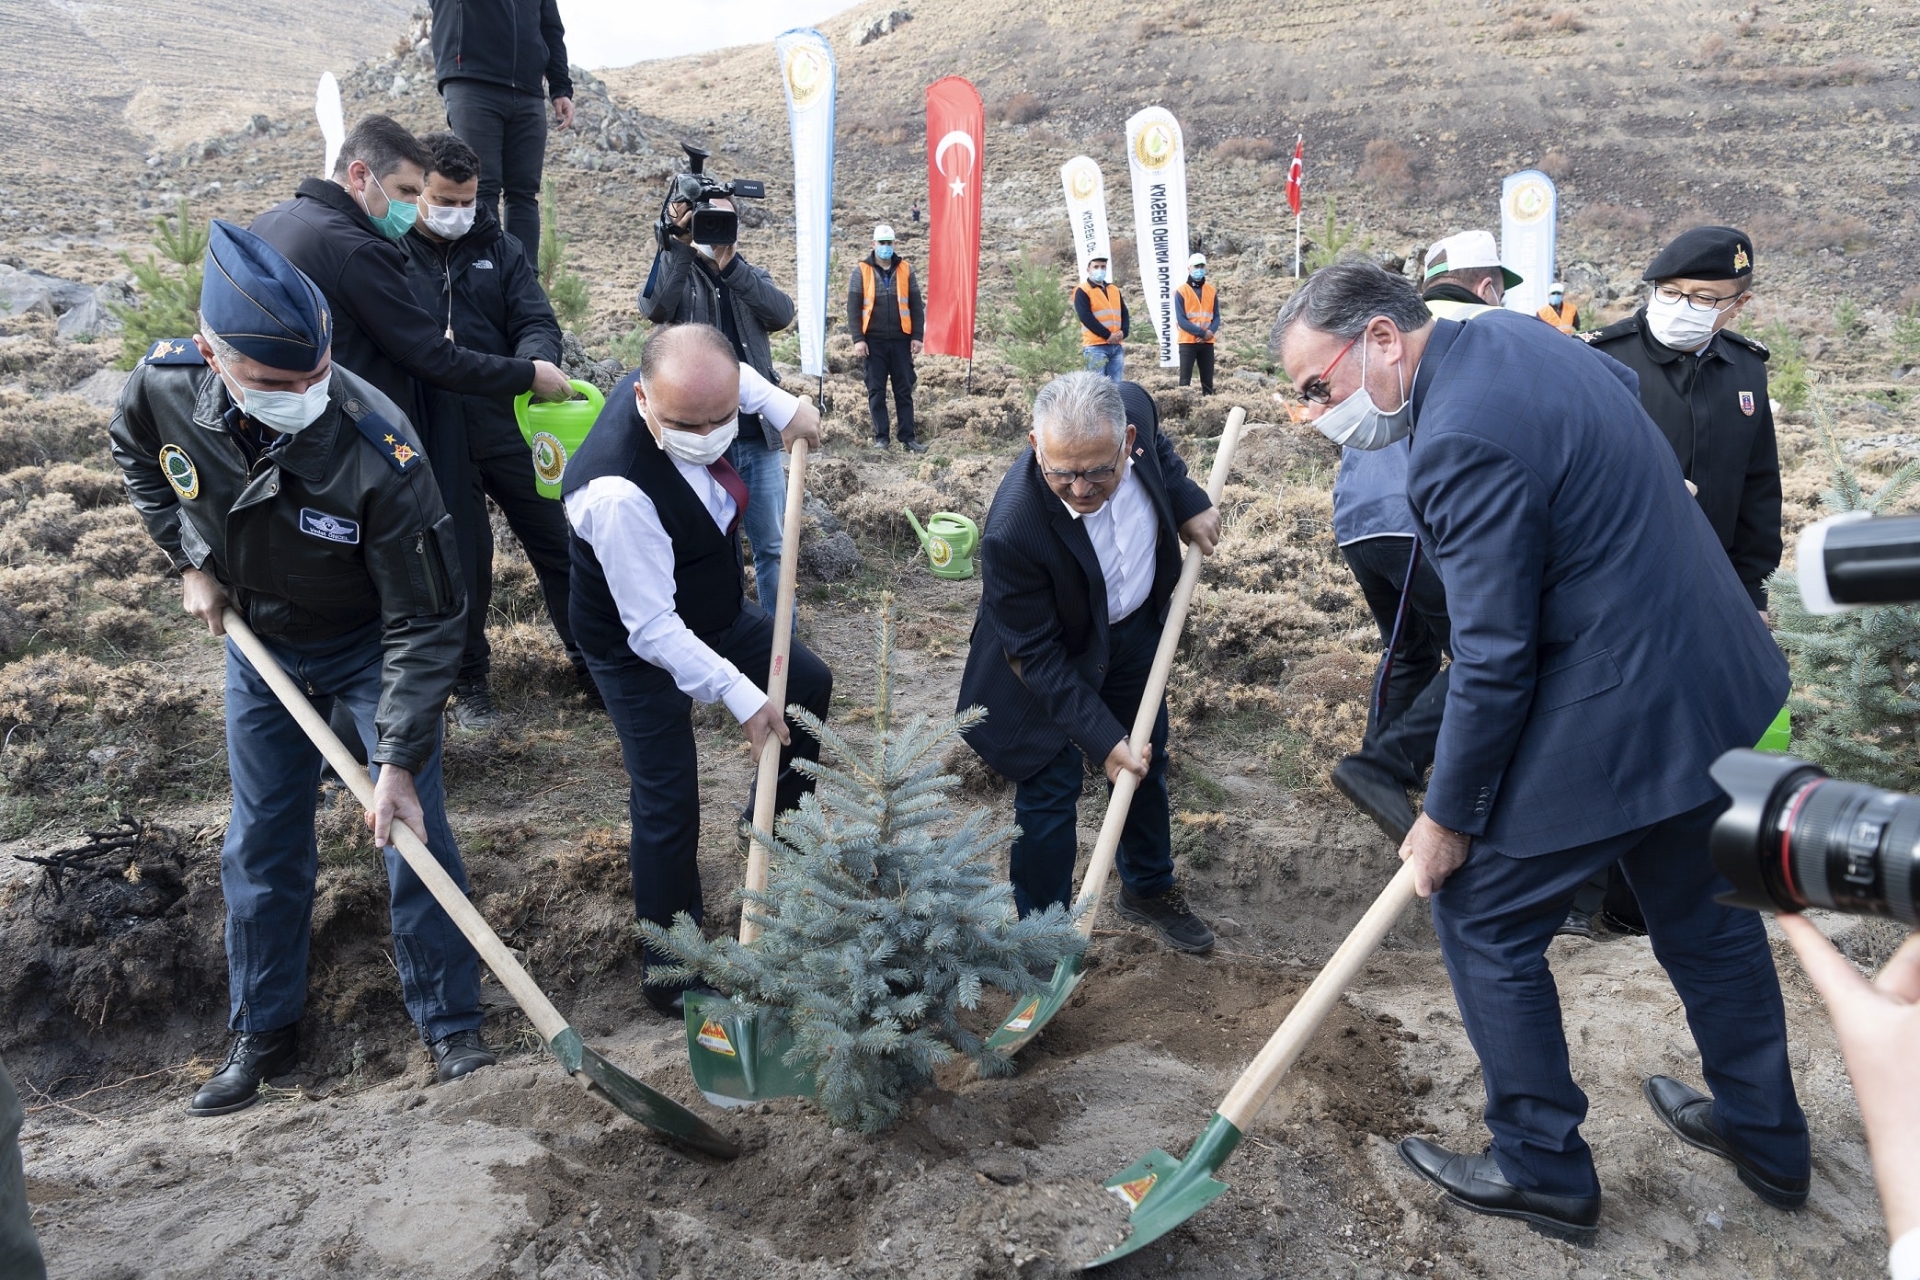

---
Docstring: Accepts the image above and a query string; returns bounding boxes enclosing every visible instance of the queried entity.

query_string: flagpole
[1294,212,1301,279]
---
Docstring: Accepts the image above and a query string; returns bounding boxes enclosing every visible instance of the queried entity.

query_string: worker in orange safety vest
[1174,252,1220,394]
[1537,281,1579,334]
[846,223,926,451]
[1073,254,1130,385]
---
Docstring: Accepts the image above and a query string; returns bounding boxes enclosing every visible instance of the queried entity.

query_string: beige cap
[1424,229,1523,288]
[874,224,895,242]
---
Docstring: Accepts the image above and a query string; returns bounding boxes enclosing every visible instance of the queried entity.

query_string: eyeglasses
[1654,284,1745,312]
[1293,333,1362,406]
[1037,443,1125,487]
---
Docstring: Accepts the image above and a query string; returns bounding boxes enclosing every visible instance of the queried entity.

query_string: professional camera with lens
[1708,511,1920,925]
[658,142,764,247]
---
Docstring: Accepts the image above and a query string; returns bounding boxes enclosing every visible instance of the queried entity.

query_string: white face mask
[1644,293,1720,352]
[658,417,738,467]
[1312,339,1411,451]
[422,202,476,239]
[222,369,333,435]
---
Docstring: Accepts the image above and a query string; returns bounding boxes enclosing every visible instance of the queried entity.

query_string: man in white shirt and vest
[562,323,828,1015]
[846,224,926,452]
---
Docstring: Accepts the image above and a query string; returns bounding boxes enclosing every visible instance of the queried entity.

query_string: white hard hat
[874,224,895,242]
[1424,229,1522,288]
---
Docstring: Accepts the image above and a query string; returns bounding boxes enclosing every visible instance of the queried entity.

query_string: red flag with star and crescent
[924,76,983,358]
[1287,135,1304,216]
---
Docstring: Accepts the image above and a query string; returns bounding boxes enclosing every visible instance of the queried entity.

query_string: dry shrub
[0,332,106,397]
[0,564,85,640]
[1272,650,1375,785]
[1181,587,1333,686]
[1214,137,1280,162]
[1357,139,1415,198]
[1745,209,1875,255]
[486,554,550,626]
[1537,147,1573,180]
[71,519,167,578]
[0,491,85,562]
[919,387,1029,442]
[835,477,952,547]
[1576,202,1655,236]
[485,622,578,707]
[1500,17,1543,40]
[82,606,153,653]
[92,573,165,611]
[804,457,861,508]
[1131,15,1172,40]
[1737,56,1879,88]
[1547,9,1586,32]
[994,92,1047,125]
[1698,33,1728,63]
[0,652,204,797]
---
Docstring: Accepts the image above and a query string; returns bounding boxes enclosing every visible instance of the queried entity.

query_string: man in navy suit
[958,373,1221,953]
[1274,261,1808,1239]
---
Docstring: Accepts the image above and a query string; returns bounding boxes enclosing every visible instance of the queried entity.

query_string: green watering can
[514,379,606,500]
[1757,706,1790,754]
[903,509,979,580]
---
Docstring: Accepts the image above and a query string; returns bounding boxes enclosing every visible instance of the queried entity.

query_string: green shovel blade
[546,1027,739,1159]
[683,993,818,1109]
[986,954,1085,1055]
[1085,1112,1244,1269]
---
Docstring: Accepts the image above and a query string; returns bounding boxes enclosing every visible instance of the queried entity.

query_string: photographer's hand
[1779,914,1920,1241]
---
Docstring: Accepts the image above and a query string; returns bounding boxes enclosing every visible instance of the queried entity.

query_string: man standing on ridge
[1174,252,1220,394]
[1075,254,1130,386]
[847,223,926,453]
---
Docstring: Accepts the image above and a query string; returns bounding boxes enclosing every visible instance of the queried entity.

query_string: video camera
[1709,511,1920,925]
[658,142,764,248]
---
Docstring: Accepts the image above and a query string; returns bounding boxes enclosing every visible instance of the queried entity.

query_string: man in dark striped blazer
[957,372,1221,953]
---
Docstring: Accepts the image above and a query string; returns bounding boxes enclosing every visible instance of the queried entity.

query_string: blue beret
[1644,225,1754,283]
[200,220,333,371]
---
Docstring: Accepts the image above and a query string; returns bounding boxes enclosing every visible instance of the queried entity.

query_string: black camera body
[660,142,764,247]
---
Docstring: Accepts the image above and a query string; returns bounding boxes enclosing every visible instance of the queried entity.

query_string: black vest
[564,370,744,661]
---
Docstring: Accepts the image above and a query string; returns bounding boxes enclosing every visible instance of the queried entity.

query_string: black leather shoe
[188,1026,299,1116]
[1555,908,1598,939]
[1114,884,1214,954]
[901,439,928,454]
[643,973,723,1019]
[1397,1137,1600,1242]
[1331,757,1416,846]
[430,1030,497,1083]
[1642,1076,1809,1208]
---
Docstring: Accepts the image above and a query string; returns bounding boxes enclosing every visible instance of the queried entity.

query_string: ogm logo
[785,45,828,108]
[1066,160,1100,201]
[1133,122,1177,170]
[532,432,567,486]
[1507,177,1553,224]
[928,537,953,568]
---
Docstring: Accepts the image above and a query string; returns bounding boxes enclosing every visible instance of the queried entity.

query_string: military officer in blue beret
[109,221,495,1115]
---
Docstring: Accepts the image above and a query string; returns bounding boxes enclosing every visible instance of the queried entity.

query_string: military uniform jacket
[1585,310,1782,608]
[109,343,466,772]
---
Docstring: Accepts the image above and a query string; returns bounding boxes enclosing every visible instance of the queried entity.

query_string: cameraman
[638,192,798,599]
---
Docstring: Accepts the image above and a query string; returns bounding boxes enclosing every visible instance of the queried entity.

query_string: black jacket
[845,254,925,341]
[638,240,795,448]
[957,384,1212,782]
[1585,310,1782,608]
[430,0,572,99]
[400,205,561,460]
[252,180,537,435]
[110,348,465,773]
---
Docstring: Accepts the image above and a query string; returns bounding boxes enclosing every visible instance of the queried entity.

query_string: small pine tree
[642,602,1086,1133]
[993,250,1082,379]
[537,178,592,331]
[1756,320,1811,413]
[1771,395,1920,789]
[1891,306,1920,365]
[108,201,209,369]
[1302,196,1372,274]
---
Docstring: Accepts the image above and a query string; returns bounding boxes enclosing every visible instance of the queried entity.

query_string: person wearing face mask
[1074,255,1131,385]
[846,224,927,452]
[109,223,498,1114]
[1174,252,1220,394]
[1275,259,1807,1243]
[562,324,827,1016]
[402,131,586,729]
[1537,282,1579,335]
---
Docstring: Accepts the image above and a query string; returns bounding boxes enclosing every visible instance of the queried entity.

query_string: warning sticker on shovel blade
[1004,999,1042,1033]
[1111,1173,1158,1209]
[696,1019,737,1057]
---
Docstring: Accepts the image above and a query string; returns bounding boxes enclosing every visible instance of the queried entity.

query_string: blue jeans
[728,433,788,606]
[222,624,481,1042]
[1083,343,1125,385]
[1430,799,1808,1197]
[1008,608,1174,916]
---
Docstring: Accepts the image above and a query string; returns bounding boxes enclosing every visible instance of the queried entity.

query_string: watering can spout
[903,507,932,551]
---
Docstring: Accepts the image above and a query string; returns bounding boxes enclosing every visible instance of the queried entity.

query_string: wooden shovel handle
[1217,860,1419,1128]
[1072,407,1248,935]
[221,609,570,1047]
[739,436,809,946]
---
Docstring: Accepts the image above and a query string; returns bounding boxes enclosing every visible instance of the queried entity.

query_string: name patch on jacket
[299,508,360,544]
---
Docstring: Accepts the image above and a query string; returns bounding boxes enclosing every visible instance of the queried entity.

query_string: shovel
[218,608,739,1159]
[1086,861,1419,1267]
[681,438,820,1107]
[986,406,1249,1057]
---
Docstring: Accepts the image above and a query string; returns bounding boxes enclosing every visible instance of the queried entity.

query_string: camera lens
[1709,748,1920,924]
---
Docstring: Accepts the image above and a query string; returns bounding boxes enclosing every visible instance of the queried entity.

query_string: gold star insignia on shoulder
[383,433,397,444]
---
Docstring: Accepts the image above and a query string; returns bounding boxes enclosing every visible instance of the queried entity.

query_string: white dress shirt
[561,366,800,723]
[1059,460,1157,623]
[1893,1227,1919,1280]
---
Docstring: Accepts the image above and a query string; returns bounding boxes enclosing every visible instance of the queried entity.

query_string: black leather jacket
[109,347,466,772]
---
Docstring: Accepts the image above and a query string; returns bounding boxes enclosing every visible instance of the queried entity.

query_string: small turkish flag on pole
[1288,135,1304,277]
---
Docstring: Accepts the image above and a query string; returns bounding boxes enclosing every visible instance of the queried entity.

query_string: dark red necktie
[707,456,749,537]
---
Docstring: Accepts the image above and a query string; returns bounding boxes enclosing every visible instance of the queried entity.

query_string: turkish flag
[924,76,983,359]
[1287,135,1304,216]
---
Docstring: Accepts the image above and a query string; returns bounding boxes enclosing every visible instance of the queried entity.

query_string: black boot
[429,1029,498,1083]
[188,1026,299,1116]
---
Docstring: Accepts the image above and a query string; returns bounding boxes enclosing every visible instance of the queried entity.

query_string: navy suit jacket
[958,384,1213,782]
[1405,312,1788,856]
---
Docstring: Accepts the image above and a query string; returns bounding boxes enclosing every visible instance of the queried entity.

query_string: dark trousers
[1008,608,1175,917]
[442,80,548,250]
[1430,799,1808,1197]
[461,448,579,682]
[862,337,917,444]
[0,1060,45,1280]
[584,601,833,967]
[1341,535,1450,788]
[1177,342,1216,394]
